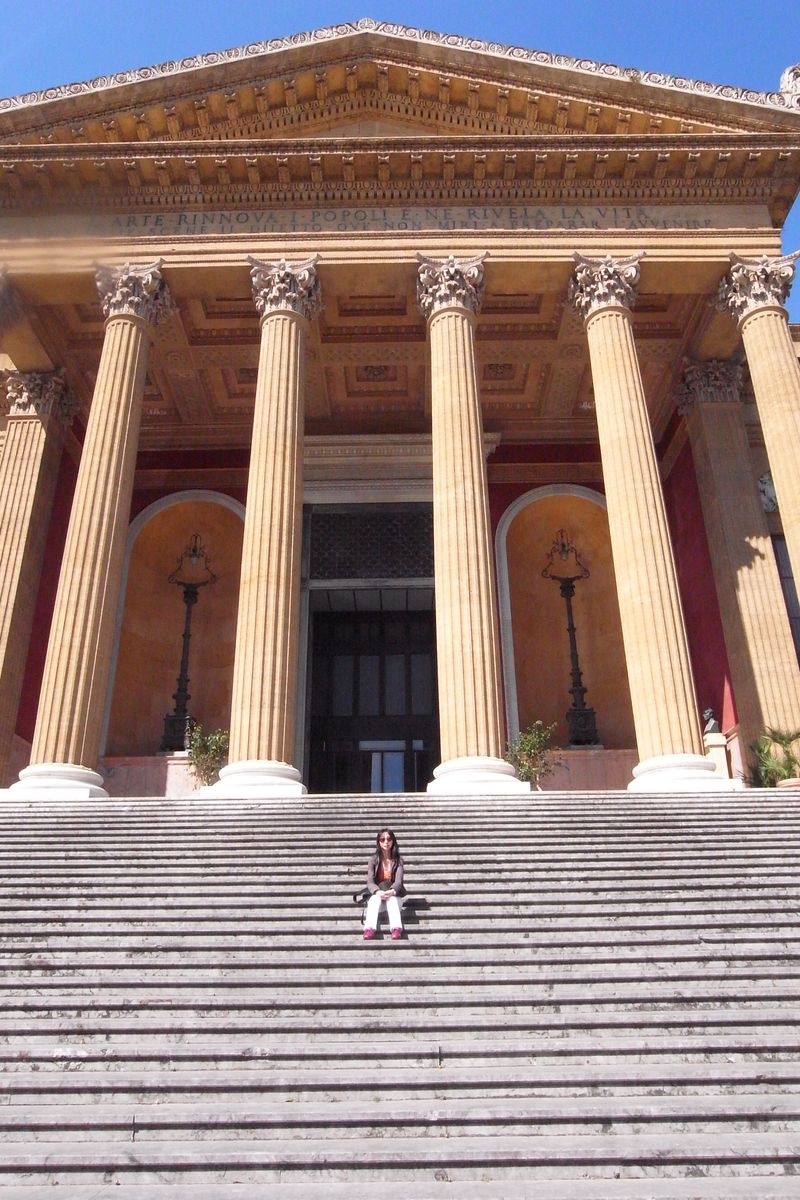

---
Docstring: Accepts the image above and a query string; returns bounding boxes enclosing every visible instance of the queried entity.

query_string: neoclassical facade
[1,20,800,796]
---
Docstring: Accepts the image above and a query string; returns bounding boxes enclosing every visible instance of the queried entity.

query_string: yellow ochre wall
[504,492,636,750]
[106,499,243,756]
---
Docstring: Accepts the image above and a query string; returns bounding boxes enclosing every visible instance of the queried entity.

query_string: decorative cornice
[567,253,642,321]
[248,255,322,321]
[2,369,77,425]
[95,260,173,323]
[1,19,798,118]
[416,254,485,319]
[677,358,742,415]
[716,252,800,323]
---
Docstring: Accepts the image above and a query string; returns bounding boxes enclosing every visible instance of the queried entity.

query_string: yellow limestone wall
[506,493,636,751]
[106,500,243,757]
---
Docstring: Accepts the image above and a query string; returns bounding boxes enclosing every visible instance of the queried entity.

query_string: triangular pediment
[2,18,799,147]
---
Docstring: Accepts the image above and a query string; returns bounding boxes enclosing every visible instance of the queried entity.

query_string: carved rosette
[248,256,322,321]
[716,253,799,324]
[676,358,742,416]
[416,254,485,320]
[3,369,77,425]
[567,253,642,322]
[95,260,173,324]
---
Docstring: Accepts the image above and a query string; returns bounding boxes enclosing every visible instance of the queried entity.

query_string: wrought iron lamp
[160,533,216,752]
[542,529,599,746]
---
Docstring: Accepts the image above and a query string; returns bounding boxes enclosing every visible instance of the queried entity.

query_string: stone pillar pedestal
[717,252,800,591]
[417,255,528,795]
[11,262,171,798]
[679,357,800,764]
[569,254,735,793]
[211,257,321,799]
[0,371,76,785]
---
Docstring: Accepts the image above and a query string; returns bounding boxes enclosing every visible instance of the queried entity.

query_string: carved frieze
[248,255,322,321]
[716,252,800,323]
[95,260,173,324]
[3,369,77,425]
[676,358,742,415]
[567,253,642,321]
[416,254,485,319]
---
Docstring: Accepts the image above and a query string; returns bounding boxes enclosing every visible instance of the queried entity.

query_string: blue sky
[1,0,798,316]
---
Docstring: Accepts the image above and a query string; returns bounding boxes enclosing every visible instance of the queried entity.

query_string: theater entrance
[302,504,438,794]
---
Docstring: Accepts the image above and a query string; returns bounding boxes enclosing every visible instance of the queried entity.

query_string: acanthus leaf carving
[716,252,800,323]
[2,368,78,425]
[248,255,322,321]
[95,260,173,324]
[567,253,642,321]
[677,357,742,415]
[416,253,486,320]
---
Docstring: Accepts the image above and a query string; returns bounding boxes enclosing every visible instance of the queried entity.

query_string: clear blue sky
[1,0,798,316]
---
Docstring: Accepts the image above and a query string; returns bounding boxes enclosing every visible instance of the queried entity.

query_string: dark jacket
[367,852,405,898]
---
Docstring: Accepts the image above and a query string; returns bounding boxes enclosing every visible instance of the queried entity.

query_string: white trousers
[364,893,403,931]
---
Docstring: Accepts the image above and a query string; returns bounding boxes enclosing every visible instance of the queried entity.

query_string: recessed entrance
[307,594,439,793]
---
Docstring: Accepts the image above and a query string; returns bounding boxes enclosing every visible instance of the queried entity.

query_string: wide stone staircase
[0,791,799,1197]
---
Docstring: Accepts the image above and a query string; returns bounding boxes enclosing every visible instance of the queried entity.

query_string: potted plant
[748,727,800,789]
[186,724,229,788]
[505,720,560,789]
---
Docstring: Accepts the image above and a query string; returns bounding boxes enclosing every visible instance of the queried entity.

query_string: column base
[628,753,743,793]
[205,759,307,798]
[7,762,108,798]
[427,755,531,795]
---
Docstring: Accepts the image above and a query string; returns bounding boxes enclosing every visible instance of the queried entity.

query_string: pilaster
[679,358,800,763]
[717,252,800,595]
[568,253,733,792]
[0,371,76,785]
[417,254,528,794]
[13,262,171,797]
[212,256,321,798]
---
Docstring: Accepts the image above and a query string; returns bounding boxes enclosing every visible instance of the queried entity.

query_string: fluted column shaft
[570,255,703,764]
[220,257,320,794]
[27,263,170,780]
[0,372,75,783]
[681,359,800,757]
[228,310,306,763]
[428,305,504,760]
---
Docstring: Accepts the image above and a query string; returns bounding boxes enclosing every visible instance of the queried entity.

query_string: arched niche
[496,485,635,750]
[104,492,244,757]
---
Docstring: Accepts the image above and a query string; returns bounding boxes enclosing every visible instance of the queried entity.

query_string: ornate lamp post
[542,529,599,746]
[160,533,216,752]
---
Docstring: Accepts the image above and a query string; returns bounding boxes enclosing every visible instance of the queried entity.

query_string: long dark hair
[375,829,400,874]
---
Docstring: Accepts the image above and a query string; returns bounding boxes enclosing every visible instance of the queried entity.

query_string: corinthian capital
[677,358,743,415]
[3,369,78,426]
[567,253,642,321]
[95,260,173,324]
[416,254,485,320]
[248,256,322,321]
[716,252,799,324]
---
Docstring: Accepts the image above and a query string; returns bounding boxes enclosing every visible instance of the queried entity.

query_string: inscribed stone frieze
[0,204,769,239]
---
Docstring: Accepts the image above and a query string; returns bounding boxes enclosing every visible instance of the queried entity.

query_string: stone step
[2,1093,799,1139]
[0,1132,798,1182]
[3,1062,800,1103]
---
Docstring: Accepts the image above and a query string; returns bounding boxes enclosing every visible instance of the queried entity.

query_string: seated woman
[363,829,405,940]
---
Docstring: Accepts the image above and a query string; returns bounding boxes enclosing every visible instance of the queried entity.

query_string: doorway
[307,596,439,793]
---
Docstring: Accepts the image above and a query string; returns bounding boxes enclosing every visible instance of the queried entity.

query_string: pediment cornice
[1,18,799,144]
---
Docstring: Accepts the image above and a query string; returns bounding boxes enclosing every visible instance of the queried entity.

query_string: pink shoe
[363,927,376,940]
[390,928,403,940]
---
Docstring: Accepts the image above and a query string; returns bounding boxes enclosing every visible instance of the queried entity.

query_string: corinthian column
[14,262,172,797]
[568,254,732,792]
[212,257,321,797]
[0,371,77,785]
[417,255,528,794]
[717,253,800,591]
[679,359,800,763]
